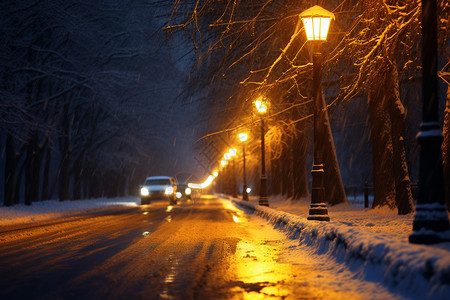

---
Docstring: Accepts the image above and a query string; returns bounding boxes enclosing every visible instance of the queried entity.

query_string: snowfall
[1,194,450,299]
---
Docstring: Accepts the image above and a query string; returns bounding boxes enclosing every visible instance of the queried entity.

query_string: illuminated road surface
[0,195,401,299]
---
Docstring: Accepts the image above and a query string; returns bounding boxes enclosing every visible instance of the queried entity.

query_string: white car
[140,176,178,205]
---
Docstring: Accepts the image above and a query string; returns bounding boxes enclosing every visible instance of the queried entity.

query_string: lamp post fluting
[260,117,268,206]
[308,48,329,221]
[409,0,450,244]
[300,5,334,221]
[255,99,269,206]
[239,133,249,201]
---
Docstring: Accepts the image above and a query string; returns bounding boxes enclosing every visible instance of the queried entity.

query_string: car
[140,176,178,205]
[175,183,192,201]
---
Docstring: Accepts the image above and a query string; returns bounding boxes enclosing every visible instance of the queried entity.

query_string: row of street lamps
[211,3,450,244]
[216,5,336,215]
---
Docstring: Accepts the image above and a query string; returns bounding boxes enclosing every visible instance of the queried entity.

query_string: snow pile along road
[0,197,138,227]
[232,199,450,300]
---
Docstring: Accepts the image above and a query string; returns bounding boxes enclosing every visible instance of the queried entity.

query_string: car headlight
[140,187,149,196]
[185,188,191,195]
[165,186,174,195]
[176,192,182,199]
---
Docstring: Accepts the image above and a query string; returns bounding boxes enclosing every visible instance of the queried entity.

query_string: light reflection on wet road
[0,195,396,299]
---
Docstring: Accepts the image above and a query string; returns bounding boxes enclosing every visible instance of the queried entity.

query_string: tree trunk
[25,131,44,205]
[319,92,348,205]
[293,132,309,199]
[4,135,17,206]
[25,145,35,205]
[41,146,51,201]
[387,65,414,214]
[59,103,71,201]
[269,148,281,195]
[368,91,397,209]
[15,160,26,205]
[59,151,71,201]
[73,164,82,200]
[443,85,450,211]
[281,146,293,197]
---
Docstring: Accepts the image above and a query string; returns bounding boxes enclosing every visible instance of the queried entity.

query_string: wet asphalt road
[0,195,365,300]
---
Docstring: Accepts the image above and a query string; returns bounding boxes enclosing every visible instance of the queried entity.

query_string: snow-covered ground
[0,197,138,227]
[1,195,449,299]
[231,195,450,300]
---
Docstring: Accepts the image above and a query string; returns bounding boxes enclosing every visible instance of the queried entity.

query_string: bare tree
[0,0,184,205]
[164,0,348,204]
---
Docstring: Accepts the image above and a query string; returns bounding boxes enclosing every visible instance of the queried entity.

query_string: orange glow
[254,98,268,113]
[188,175,216,189]
[299,5,335,41]
[239,132,248,142]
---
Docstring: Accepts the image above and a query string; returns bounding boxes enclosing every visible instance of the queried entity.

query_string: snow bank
[0,197,138,227]
[232,199,450,300]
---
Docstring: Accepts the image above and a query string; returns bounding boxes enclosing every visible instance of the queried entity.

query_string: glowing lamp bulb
[239,133,248,142]
[299,5,335,41]
[255,99,267,113]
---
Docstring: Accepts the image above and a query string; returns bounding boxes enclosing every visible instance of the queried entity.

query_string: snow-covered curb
[232,198,450,300]
[0,197,139,227]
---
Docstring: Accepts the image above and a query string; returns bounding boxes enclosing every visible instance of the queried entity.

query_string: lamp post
[300,5,334,221]
[224,153,231,194]
[223,152,233,195]
[239,133,249,201]
[220,159,227,194]
[255,98,269,206]
[229,148,238,198]
[409,0,450,244]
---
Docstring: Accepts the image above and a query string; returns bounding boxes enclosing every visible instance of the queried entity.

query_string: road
[0,195,400,300]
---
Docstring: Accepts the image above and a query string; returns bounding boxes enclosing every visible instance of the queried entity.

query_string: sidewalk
[229,195,450,300]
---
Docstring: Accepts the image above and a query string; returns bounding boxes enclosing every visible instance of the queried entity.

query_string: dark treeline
[0,0,184,205]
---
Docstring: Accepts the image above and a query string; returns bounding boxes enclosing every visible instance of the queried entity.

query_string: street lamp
[229,148,238,198]
[255,97,269,206]
[300,5,334,221]
[239,132,249,201]
[409,0,450,244]
[220,159,228,194]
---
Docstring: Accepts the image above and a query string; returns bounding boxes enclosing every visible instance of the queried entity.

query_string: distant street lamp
[300,5,334,221]
[229,148,238,198]
[409,0,450,244]
[221,157,229,194]
[239,132,249,201]
[255,97,269,206]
